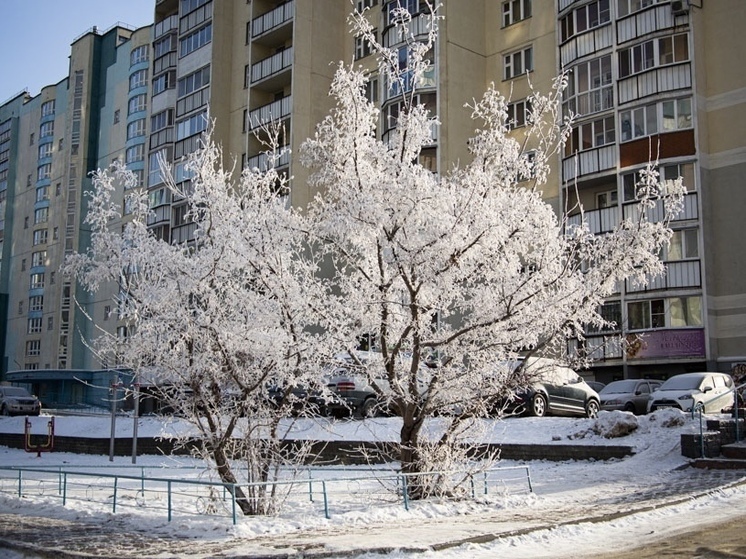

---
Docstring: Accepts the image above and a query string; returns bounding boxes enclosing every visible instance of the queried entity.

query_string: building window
[354,30,377,60]
[41,100,55,117]
[104,305,112,320]
[179,23,212,57]
[38,143,53,159]
[29,295,43,312]
[628,296,702,330]
[617,0,665,17]
[356,0,378,10]
[48,316,54,330]
[29,133,34,146]
[130,45,149,66]
[125,144,145,164]
[563,55,612,118]
[32,229,48,246]
[39,122,54,138]
[504,46,532,80]
[113,109,120,124]
[670,296,702,327]
[34,208,48,224]
[587,301,622,333]
[151,109,174,133]
[178,65,210,98]
[26,340,41,357]
[502,0,531,27]
[31,250,47,267]
[148,149,168,187]
[181,0,210,13]
[619,33,689,78]
[21,258,26,271]
[628,299,665,330]
[385,0,421,26]
[560,0,610,43]
[127,119,146,140]
[152,70,176,96]
[28,318,42,334]
[597,189,618,209]
[176,110,208,141]
[30,273,45,289]
[507,98,532,129]
[129,69,148,91]
[37,163,51,181]
[667,228,698,260]
[620,97,692,142]
[564,115,615,156]
[365,75,379,104]
[128,94,147,115]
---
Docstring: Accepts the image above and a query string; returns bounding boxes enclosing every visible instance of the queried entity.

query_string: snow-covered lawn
[1,409,745,558]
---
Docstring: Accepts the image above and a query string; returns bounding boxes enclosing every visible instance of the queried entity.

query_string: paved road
[1,467,745,558]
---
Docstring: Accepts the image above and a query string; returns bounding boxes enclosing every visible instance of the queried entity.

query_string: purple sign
[626,329,705,359]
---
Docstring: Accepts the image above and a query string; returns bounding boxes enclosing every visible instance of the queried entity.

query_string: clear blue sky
[0,0,154,103]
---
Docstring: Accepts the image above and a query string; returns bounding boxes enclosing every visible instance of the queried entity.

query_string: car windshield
[661,376,705,390]
[600,380,639,394]
[2,387,30,397]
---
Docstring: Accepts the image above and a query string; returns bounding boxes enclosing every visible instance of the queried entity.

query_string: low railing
[692,382,745,457]
[0,464,532,524]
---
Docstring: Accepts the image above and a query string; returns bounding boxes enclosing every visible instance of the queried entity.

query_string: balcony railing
[154,15,178,40]
[382,12,433,47]
[626,259,702,293]
[246,149,291,172]
[251,1,294,38]
[622,192,699,224]
[248,96,292,131]
[617,62,692,105]
[617,4,677,44]
[568,335,624,361]
[567,205,619,235]
[560,23,613,68]
[251,48,293,84]
[562,145,616,183]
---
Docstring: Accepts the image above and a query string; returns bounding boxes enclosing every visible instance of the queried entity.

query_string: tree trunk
[211,445,255,515]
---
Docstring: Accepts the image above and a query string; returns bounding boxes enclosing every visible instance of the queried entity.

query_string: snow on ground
[0,409,745,558]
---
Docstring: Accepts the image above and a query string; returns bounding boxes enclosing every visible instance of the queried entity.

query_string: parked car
[0,386,42,416]
[599,379,663,414]
[586,381,606,393]
[502,358,601,418]
[647,372,734,413]
[325,351,430,419]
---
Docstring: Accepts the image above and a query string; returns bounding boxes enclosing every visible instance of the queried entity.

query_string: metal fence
[0,464,532,524]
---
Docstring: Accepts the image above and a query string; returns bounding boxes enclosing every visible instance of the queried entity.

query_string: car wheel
[585,399,600,419]
[623,402,636,413]
[528,394,546,417]
[0,405,8,416]
[361,398,379,419]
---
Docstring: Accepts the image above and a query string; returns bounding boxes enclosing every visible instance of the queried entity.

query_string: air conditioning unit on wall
[671,0,689,16]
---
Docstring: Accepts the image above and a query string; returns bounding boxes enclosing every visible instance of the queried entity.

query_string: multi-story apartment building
[0,0,744,407]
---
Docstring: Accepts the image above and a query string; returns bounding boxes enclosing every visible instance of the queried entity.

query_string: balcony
[559,23,613,68]
[248,96,292,131]
[382,12,433,47]
[251,1,294,44]
[616,3,678,44]
[154,15,178,40]
[562,145,616,183]
[617,62,692,105]
[622,191,699,224]
[568,335,624,361]
[567,205,619,235]
[626,260,702,293]
[246,149,290,172]
[251,47,293,87]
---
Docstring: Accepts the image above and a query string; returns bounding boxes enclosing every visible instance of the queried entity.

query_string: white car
[647,372,734,413]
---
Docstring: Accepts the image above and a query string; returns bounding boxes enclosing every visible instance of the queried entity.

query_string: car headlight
[677,395,693,401]
[603,399,621,406]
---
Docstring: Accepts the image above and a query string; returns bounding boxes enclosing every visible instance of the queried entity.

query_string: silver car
[599,379,662,414]
[647,372,734,414]
[0,386,42,416]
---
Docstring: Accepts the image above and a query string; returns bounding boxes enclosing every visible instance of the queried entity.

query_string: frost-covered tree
[64,134,329,515]
[301,3,686,494]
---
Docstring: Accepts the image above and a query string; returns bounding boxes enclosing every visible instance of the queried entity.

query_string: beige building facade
[0,0,744,405]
